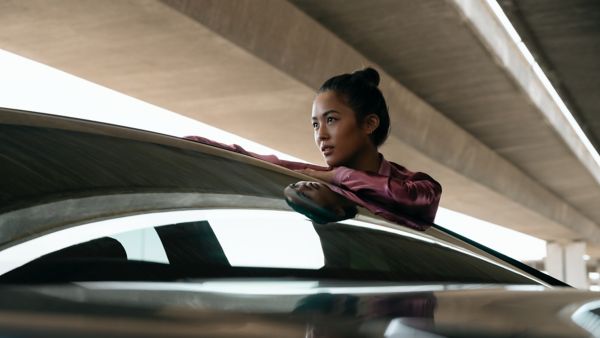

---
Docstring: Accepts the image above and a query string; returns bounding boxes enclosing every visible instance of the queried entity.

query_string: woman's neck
[346,147,381,173]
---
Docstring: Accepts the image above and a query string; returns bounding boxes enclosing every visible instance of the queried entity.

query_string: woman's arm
[331,167,442,223]
[183,136,328,171]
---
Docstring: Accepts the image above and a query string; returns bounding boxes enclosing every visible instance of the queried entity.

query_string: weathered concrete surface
[290,0,600,233]
[499,0,600,158]
[453,0,600,220]
[0,0,599,254]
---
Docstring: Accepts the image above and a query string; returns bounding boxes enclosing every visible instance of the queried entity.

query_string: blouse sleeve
[183,135,328,171]
[332,166,442,223]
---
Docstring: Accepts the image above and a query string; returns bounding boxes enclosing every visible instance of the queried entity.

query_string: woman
[186,68,441,230]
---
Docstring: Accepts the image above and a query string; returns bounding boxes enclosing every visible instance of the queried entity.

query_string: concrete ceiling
[1,0,600,255]
[498,0,600,166]
[290,0,600,225]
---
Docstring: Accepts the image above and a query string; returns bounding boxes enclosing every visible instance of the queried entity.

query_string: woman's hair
[318,67,390,147]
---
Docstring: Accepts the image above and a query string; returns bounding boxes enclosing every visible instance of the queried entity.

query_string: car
[1,107,600,337]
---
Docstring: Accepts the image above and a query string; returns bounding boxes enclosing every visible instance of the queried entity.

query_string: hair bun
[352,67,380,87]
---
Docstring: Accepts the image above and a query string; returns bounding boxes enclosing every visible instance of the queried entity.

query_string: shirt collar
[377,153,392,176]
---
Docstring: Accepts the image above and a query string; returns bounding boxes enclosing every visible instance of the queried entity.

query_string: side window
[206,210,324,269]
[91,209,325,270]
[0,209,328,280]
[0,209,539,285]
[110,227,169,264]
[317,220,537,284]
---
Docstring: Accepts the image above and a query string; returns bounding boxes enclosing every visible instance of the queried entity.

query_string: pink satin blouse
[184,136,442,230]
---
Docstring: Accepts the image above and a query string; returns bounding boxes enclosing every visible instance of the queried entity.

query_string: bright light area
[207,210,324,269]
[110,227,169,264]
[584,254,591,261]
[589,272,600,281]
[80,281,447,296]
[590,285,600,292]
[343,219,435,244]
[0,209,324,275]
[487,0,600,169]
[0,209,211,275]
[0,49,303,162]
[435,208,546,261]
[0,49,549,263]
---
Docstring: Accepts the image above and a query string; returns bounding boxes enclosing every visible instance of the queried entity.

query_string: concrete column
[545,241,588,289]
[588,260,599,291]
[545,242,564,281]
[565,241,588,289]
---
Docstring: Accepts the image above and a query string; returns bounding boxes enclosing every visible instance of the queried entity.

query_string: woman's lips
[322,146,334,156]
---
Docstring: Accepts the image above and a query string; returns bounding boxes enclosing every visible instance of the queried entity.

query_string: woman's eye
[326,117,335,124]
[312,122,319,129]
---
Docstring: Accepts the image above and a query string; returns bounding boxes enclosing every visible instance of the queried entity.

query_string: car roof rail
[432,224,570,287]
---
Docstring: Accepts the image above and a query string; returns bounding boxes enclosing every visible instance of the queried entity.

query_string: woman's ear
[363,114,380,135]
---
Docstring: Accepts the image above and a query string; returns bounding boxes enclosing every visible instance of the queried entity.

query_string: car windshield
[0,208,538,285]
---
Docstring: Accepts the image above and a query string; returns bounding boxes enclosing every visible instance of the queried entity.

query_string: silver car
[1,108,599,337]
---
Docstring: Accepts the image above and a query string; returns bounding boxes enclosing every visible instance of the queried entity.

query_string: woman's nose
[316,125,329,140]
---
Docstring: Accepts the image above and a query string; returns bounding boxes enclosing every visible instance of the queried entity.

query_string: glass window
[110,227,169,264]
[0,209,538,285]
[208,210,324,269]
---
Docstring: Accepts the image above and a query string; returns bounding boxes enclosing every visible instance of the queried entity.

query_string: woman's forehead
[312,91,352,117]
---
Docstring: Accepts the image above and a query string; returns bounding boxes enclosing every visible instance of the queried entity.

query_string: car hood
[0,281,599,337]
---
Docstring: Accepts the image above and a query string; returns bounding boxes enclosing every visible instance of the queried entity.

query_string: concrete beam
[453,0,600,188]
[288,0,600,230]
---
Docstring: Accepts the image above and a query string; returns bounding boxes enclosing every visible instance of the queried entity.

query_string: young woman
[186,68,441,230]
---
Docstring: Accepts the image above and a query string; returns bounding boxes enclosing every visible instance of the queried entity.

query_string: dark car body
[1,107,600,337]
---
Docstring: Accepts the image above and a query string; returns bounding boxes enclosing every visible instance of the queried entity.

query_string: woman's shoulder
[386,159,440,185]
[381,157,410,175]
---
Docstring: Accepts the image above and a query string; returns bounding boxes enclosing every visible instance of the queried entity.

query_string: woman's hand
[295,168,337,183]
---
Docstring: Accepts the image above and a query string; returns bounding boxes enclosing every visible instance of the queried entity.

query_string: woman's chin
[324,157,341,168]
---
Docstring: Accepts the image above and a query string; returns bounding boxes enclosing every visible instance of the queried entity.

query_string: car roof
[0,108,558,286]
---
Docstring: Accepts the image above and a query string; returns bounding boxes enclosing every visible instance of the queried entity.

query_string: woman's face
[312,91,372,167]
